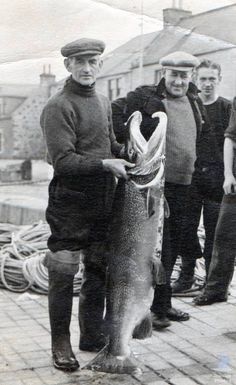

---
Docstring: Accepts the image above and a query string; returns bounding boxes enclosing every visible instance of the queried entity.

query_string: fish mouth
[126,111,167,189]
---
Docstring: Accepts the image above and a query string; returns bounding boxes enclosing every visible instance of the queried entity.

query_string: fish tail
[132,313,152,340]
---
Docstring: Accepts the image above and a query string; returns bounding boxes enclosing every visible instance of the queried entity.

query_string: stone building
[96,3,236,101]
[0,66,56,159]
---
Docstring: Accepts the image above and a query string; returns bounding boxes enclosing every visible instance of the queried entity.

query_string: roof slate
[141,26,235,67]
[98,31,160,78]
[178,4,236,45]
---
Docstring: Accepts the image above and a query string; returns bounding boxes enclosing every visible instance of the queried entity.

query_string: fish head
[126,110,167,190]
[124,111,145,165]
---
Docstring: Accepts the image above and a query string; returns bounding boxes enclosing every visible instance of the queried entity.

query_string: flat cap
[160,51,200,71]
[61,38,105,58]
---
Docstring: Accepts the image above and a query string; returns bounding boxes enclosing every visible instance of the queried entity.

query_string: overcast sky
[0,0,234,84]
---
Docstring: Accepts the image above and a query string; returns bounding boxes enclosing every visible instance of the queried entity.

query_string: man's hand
[102,159,135,180]
[223,174,236,195]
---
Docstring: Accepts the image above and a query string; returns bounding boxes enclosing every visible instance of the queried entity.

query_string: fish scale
[86,111,167,375]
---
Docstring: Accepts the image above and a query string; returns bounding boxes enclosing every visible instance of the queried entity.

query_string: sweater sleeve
[107,102,124,157]
[225,105,236,143]
[40,101,104,177]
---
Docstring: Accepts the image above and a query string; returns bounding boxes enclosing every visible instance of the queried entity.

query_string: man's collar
[156,77,200,100]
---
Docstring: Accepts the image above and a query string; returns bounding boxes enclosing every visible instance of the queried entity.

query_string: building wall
[97,47,236,101]
[96,72,132,100]
[0,96,26,117]
[0,117,14,158]
[12,92,48,159]
[131,63,163,90]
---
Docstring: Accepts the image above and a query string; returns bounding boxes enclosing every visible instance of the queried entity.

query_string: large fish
[86,111,167,375]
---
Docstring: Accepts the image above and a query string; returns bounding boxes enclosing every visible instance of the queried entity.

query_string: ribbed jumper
[41,76,122,179]
[163,95,197,185]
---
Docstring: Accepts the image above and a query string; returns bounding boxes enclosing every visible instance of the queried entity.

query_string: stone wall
[12,92,48,159]
[0,117,14,158]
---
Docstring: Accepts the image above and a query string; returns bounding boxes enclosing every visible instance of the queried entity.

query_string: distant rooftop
[141,26,235,67]
[178,3,236,45]
[96,3,236,79]
[98,31,160,78]
[0,84,38,98]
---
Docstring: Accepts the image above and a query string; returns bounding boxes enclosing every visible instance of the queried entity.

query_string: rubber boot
[48,270,79,371]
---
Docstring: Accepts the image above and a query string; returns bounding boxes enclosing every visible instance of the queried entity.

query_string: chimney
[163,1,192,28]
[40,65,56,95]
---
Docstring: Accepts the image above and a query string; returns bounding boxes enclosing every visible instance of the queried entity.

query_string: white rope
[0,222,83,295]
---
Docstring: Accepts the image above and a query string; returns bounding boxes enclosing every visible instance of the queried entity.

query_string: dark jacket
[112,78,224,200]
[113,78,220,170]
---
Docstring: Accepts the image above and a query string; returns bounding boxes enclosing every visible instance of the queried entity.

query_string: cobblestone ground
[1,274,236,385]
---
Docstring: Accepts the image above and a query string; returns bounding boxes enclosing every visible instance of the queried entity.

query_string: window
[0,98,6,116]
[0,130,3,153]
[116,78,121,97]
[108,78,122,101]
[154,70,162,84]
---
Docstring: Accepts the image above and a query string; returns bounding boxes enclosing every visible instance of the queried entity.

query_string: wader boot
[48,270,79,371]
[79,245,107,352]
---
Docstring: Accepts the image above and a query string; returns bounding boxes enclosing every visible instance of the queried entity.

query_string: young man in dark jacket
[172,59,231,295]
[41,38,134,371]
[193,101,236,305]
[112,51,219,329]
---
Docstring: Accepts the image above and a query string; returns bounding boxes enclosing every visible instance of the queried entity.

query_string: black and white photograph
[0,1,236,384]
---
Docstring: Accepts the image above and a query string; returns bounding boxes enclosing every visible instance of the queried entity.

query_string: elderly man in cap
[112,51,218,329]
[41,38,134,371]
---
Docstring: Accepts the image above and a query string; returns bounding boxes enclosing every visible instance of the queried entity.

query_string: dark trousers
[47,241,107,349]
[45,175,116,346]
[180,182,221,279]
[151,182,190,316]
[204,194,236,297]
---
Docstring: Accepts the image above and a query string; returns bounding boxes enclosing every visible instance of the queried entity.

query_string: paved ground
[0,165,236,384]
[1,275,236,385]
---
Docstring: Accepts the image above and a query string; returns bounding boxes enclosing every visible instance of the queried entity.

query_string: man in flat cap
[41,38,134,371]
[112,51,219,329]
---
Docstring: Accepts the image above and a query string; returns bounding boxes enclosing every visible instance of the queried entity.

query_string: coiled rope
[0,220,207,296]
[0,221,83,294]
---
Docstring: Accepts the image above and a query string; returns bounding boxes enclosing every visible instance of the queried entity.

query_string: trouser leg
[202,199,221,277]
[151,183,188,316]
[79,242,107,351]
[204,195,236,297]
[151,220,171,317]
[164,183,190,307]
[179,184,203,282]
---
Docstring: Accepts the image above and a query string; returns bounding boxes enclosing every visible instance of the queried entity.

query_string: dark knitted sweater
[205,96,231,158]
[225,105,236,178]
[40,77,122,180]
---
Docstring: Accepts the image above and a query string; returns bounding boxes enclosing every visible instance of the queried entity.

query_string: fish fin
[164,196,170,218]
[152,257,166,285]
[132,313,152,340]
[85,345,142,375]
[146,188,155,218]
